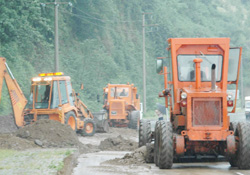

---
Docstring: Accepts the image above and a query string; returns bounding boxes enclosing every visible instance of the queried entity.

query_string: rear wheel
[154,121,160,166]
[157,121,173,169]
[235,122,250,169]
[129,110,140,129]
[65,111,77,131]
[82,118,96,136]
[139,119,152,147]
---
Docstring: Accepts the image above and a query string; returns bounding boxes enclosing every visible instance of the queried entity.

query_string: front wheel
[157,121,173,169]
[235,122,250,169]
[65,111,77,131]
[81,118,96,136]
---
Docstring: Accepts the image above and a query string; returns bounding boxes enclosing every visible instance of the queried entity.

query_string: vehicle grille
[110,102,123,116]
[192,97,222,126]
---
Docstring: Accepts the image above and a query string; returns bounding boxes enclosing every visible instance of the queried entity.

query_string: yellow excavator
[0,57,109,136]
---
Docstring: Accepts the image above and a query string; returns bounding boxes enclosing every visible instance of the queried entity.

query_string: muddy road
[74,113,249,175]
[73,151,250,175]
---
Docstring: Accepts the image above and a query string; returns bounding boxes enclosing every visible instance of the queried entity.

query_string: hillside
[0,0,249,114]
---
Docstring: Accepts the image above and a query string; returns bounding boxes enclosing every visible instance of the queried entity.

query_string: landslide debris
[16,119,80,148]
[103,146,147,165]
[98,135,138,151]
[0,119,98,153]
[0,115,18,133]
[0,133,38,150]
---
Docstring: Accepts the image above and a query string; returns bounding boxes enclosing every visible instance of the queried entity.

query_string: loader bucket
[92,111,109,133]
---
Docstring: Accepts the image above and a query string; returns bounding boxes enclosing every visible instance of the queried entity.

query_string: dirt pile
[0,133,38,150]
[16,119,80,148]
[0,115,18,133]
[98,135,138,151]
[103,146,147,165]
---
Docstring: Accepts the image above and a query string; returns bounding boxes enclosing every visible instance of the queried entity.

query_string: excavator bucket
[92,111,109,133]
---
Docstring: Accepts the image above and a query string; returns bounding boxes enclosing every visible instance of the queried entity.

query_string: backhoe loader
[0,57,107,136]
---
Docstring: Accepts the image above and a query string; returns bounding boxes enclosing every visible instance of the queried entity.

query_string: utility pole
[54,0,59,72]
[142,13,158,114]
[41,1,72,72]
[142,13,146,114]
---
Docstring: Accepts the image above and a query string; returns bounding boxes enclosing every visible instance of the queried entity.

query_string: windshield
[110,87,129,97]
[177,55,223,82]
[34,84,51,109]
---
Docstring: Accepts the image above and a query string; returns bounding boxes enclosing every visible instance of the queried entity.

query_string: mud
[0,133,38,150]
[98,135,138,151]
[0,119,99,154]
[103,146,147,165]
[16,119,80,148]
[0,115,18,133]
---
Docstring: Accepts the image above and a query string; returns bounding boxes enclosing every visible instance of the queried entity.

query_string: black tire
[129,110,140,129]
[235,122,250,169]
[154,120,160,166]
[139,120,152,147]
[157,121,173,169]
[81,118,96,136]
[65,111,77,131]
[145,143,154,163]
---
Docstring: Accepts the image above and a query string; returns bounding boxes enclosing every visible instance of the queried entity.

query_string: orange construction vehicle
[139,38,250,169]
[0,57,106,136]
[102,83,141,129]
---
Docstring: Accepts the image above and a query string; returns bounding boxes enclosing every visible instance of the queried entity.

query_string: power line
[48,5,138,33]
[73,6,142,23]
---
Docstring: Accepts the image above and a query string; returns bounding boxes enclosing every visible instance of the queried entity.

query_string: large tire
[129,110,140,129]
[157,121,173,169]
[154,120,160,166]
[82,118,96,136]
[65,111,77,131]
[139,119,152,147]
[235,122,250,169]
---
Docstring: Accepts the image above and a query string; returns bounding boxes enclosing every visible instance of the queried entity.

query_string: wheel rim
[68,116,76,130]
[85,123,94,133]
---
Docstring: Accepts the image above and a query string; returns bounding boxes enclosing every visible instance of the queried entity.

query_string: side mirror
[156,59,163,74]
[136,94,139,99]
[97,94,100,103]
[80,83,84,90]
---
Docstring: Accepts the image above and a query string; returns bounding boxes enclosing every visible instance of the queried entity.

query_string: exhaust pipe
[211,64,216,91]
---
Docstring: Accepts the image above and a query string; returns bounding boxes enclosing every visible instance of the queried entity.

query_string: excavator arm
[0,57,27,127]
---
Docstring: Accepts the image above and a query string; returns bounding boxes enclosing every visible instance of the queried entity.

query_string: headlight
[32,77,41,82]
[181,92,187,99]
[44,77,52,81]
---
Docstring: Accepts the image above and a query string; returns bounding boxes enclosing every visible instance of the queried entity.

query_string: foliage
[0,0,249,115]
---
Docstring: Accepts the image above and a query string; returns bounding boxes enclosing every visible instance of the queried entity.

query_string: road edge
[57,150,80,175]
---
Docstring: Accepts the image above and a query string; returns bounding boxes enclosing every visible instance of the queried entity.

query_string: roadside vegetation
[0,0,249,115]
[0,149,75,175]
